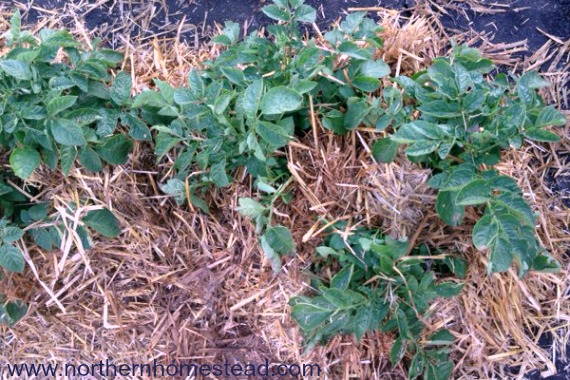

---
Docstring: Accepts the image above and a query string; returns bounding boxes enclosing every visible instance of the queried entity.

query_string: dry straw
[0,1,569,379]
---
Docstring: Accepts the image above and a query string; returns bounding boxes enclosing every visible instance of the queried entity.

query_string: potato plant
[1,11,126,324]
[387,45,565,275]
[290,226,465,380]
[134,0,392,268]
[0,11,146,179]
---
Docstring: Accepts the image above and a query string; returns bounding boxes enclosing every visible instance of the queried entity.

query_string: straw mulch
[1,1,569,379]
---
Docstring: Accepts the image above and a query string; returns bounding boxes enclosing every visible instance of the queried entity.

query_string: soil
[517,329,570,380]
[545,152,570,209]
[2,0,570,379]
[6,0,570,53]
[440,0,570,53]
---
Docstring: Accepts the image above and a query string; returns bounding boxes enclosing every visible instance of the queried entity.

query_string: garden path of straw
[0,1,569,379]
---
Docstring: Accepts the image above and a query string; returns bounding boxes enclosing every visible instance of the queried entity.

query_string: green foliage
[0,296,27,326]
[82,208,121,238]
[0,219,25,273]
[134,0,392,270]
[134,0,390,198]
[0,10,139,180]
[387,44,565,276]
[290,227,463,379]
[0,174,121,325]
[0,184,121,274]
[0,13,126,326]
[236,178,296,272]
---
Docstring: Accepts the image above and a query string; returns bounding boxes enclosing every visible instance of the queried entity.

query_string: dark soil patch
[545,152,570,209]
[522,330,570,380]
[4,0,570,53]
[440,0,570,53]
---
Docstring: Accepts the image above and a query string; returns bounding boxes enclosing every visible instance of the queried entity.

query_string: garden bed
[0,1,569,380]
